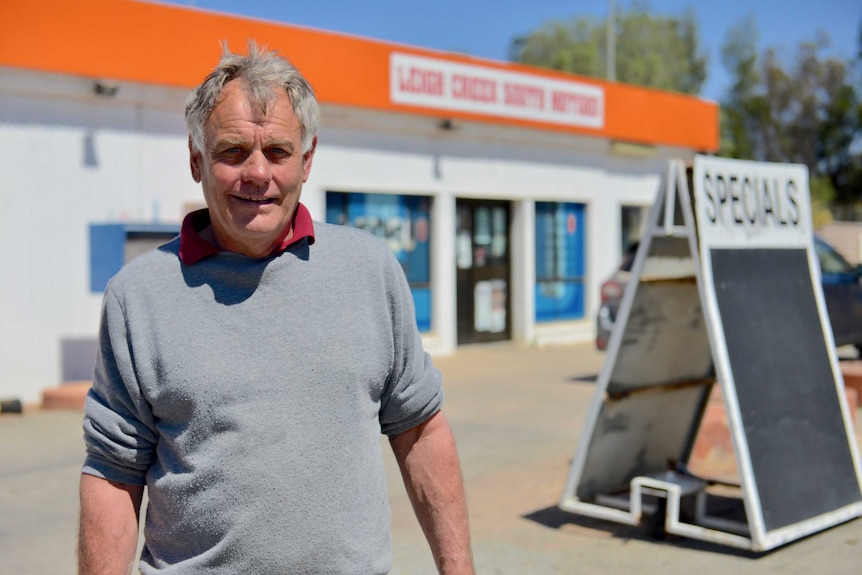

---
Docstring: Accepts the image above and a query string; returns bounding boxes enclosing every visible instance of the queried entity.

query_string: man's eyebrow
[265,138,296,152]
[210,136,297,152]
[211,136,248,150]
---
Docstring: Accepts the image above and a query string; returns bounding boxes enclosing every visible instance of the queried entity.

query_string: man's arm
[78,474,144,575]
[389,411,474,575]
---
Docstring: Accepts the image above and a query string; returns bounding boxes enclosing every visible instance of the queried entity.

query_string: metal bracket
[560,471,752,549]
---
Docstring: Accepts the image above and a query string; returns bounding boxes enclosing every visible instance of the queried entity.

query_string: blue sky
[164,0,860,102]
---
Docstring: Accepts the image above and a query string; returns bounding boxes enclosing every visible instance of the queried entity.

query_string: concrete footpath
[2,342,862,574]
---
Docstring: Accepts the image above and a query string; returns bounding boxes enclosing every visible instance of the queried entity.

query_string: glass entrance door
[455,199,511,344]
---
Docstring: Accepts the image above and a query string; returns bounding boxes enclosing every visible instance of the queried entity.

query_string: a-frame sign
[559,155,862,551]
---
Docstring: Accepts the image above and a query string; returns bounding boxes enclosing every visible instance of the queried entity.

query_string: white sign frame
[559,157,862,552]
[692,155,862,550]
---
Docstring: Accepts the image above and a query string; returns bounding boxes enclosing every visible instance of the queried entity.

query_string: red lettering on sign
[503,83,545,110]
[551,91,598,117]
[398,66,444,96]
[451,74,497,103]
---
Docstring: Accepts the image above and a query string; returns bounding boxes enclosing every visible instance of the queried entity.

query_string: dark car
[595,237,862,354]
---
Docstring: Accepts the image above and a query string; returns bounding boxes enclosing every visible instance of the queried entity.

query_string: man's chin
[230,214,289,238]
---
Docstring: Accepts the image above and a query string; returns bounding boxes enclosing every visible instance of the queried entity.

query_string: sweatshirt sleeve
[378,250,444,437]
[81,286,158,486]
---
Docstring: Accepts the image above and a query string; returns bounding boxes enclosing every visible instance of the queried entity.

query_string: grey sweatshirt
[82,220,443,574]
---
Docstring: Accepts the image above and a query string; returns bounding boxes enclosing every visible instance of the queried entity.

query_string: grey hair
[185,41,320,154]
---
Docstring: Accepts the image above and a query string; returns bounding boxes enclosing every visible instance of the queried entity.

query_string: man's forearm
[390,411,474,575]
[78,474,144,575]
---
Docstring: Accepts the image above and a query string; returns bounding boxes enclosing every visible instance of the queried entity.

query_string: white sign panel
[390,52,605,129]
[693,156,811,248]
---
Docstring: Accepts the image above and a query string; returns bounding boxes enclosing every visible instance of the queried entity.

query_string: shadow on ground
[521,501,766,560]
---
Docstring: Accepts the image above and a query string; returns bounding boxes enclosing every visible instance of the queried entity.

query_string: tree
[509,19,604,79]
[818,81,862,207]
[717,16,761,159]
[718,17,862,208]
[509,2,707,96]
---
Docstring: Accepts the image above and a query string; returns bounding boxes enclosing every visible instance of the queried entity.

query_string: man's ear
[189,137,202,183]
[301,136,317,183]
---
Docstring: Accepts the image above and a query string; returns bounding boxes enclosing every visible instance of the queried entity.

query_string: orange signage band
[0,0,719,151]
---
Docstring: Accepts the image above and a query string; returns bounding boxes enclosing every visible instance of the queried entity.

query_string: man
[78,43,474,575]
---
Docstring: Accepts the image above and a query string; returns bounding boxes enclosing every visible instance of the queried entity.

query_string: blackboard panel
[711,248,861,531]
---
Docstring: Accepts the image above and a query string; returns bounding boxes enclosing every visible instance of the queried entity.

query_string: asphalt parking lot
[2,342,861,574]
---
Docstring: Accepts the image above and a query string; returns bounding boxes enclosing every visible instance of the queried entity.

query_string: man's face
[190,80,315,258]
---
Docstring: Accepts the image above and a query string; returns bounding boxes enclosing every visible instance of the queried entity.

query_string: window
[89,223,180,292]
[815,237,855,276]
[326,192,432,332]
[621,204,648,256]
[535,202,586,322]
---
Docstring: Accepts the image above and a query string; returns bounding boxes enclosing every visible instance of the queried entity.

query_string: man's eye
[215,148,247,162]
[265,148,292,161]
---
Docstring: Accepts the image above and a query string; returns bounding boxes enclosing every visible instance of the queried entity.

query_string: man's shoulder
[313,221,392,257]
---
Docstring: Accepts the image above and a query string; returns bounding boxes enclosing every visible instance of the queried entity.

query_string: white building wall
[0,69,201,404]
[0,67,689,404]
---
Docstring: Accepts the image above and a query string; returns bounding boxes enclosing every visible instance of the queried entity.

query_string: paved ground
[2,342,861,574]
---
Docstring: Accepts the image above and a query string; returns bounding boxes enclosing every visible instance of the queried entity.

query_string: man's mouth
[235,195,274,204]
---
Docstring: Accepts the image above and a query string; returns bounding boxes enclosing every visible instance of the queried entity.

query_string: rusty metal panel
[575,383,711,500]
[608,279,712,393]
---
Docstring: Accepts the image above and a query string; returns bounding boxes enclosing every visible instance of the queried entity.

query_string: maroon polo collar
[178,203,316,265]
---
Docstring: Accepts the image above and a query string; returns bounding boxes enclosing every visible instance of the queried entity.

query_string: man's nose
[242,149,272,186]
